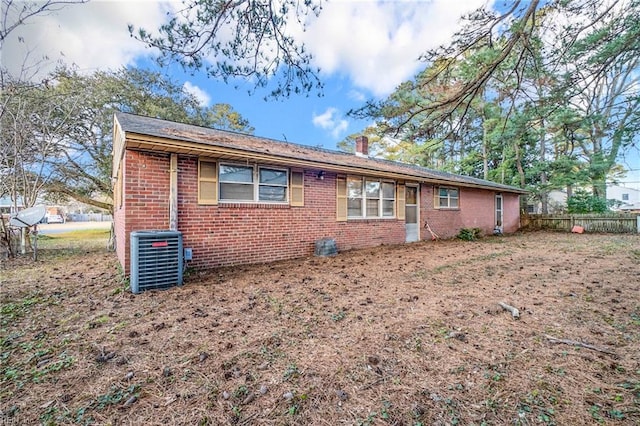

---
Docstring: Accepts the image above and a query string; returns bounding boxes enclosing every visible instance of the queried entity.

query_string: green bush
[567,190,609,213]
[457,227,482,241]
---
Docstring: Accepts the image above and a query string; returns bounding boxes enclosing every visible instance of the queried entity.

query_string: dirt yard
[1,231,639,425]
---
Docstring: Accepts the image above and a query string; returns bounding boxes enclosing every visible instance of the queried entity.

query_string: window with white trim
[219,163,288,203]
[219,164,253,200]
[347,177,395,218]
[437,187,459,209]
[347,177,363,216]
[381,181,395,216]
[259,168,288,201]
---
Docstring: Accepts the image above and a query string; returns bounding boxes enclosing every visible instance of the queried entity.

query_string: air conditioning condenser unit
[130,230,183,294]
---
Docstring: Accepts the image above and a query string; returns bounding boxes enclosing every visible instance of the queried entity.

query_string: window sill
[346,217,398,221]
[219,202,290,209]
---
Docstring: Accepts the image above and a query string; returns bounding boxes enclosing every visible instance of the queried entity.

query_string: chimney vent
[355,136,369,157]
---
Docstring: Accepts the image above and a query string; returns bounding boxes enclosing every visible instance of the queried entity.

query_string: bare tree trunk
[540,117,548,214]
[514,142,526,187]
[482,125,489,180]
[0,216,15,258]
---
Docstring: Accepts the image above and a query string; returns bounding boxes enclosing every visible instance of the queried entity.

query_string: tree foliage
[130,0,324,98]
[1,67,254,212]
[349,0,640,212]
[567,189,609,213]
[0,76,71,209]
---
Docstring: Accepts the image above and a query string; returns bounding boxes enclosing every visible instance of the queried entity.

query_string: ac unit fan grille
[130,230,183,294]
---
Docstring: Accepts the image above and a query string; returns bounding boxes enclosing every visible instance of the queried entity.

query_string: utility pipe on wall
[169,154,178,231]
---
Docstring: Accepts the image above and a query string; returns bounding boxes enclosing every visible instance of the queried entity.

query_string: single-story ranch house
[112,112,526,274]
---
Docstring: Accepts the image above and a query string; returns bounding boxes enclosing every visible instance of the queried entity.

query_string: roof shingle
[114,111,526,194]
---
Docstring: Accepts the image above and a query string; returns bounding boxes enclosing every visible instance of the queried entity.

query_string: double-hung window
[199,159,303,205]
[381,182,395,216]
[347,177,395,218]
[258,168,288,202]
[219,165,254,200]
[347,177,364,216]
[365,180,380,216]
[219,164,288,202]
[437,187,459,209]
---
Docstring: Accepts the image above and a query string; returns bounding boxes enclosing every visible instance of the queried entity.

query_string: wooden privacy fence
[523,214,640,234]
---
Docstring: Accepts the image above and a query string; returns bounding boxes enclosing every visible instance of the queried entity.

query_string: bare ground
[1,231,639,425]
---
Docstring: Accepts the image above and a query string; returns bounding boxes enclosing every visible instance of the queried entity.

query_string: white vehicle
[46,214,65,224]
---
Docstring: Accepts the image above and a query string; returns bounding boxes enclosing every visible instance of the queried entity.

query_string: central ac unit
[130,230,183,294]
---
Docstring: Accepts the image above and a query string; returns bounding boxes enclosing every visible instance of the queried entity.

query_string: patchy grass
[1,231,639,425]
[3,229,111,283]
[35,229,110,251]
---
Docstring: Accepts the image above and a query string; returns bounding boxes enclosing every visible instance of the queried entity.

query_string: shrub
[457,227,482,241]
[567,190,609,213]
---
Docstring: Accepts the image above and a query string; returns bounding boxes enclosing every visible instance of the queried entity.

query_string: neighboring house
[608,184,640,211]
[527,184,640,213]
[112,112,527,274]
[0,196,24,215]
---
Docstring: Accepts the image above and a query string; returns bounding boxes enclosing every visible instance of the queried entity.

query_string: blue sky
[3,0,639,185]
[3,0,489,148]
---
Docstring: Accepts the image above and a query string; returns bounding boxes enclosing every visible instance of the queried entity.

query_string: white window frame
[436,186,459,209]
[219,162,289,203]
[495,193,503,228]
[347,176,396,219]
[381,181,396,217]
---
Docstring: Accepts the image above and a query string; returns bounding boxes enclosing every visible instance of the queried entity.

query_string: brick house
[112,112,526,273]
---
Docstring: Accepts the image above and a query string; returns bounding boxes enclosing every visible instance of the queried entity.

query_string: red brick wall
[115,150,171,273]
[177,157,406,270]
[502,192,522,233]
[420,185,521,239]
[114,150,521,273]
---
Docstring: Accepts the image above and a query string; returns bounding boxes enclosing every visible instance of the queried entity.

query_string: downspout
[169,154,178,231]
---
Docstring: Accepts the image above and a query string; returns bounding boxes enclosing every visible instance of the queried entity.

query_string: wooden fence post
[637,215,640,234]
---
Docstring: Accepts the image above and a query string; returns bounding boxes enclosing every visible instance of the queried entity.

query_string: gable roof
[608,184,640,194]
[113,112,527,194]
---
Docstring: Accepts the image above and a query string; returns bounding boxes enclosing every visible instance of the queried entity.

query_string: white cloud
[1,0,177,79]
[312,107,349,138]
[301,0,491,96]
[348,89,367,103]
[2,0,491,98]
[183,81,211,106]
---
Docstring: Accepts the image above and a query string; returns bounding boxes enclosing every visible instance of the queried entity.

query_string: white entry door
[405,185,419,242]
[495,194,503,232]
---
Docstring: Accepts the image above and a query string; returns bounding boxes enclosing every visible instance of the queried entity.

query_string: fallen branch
[359,377,384,391]
[498,302,520,319]
[544,335,618,357]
